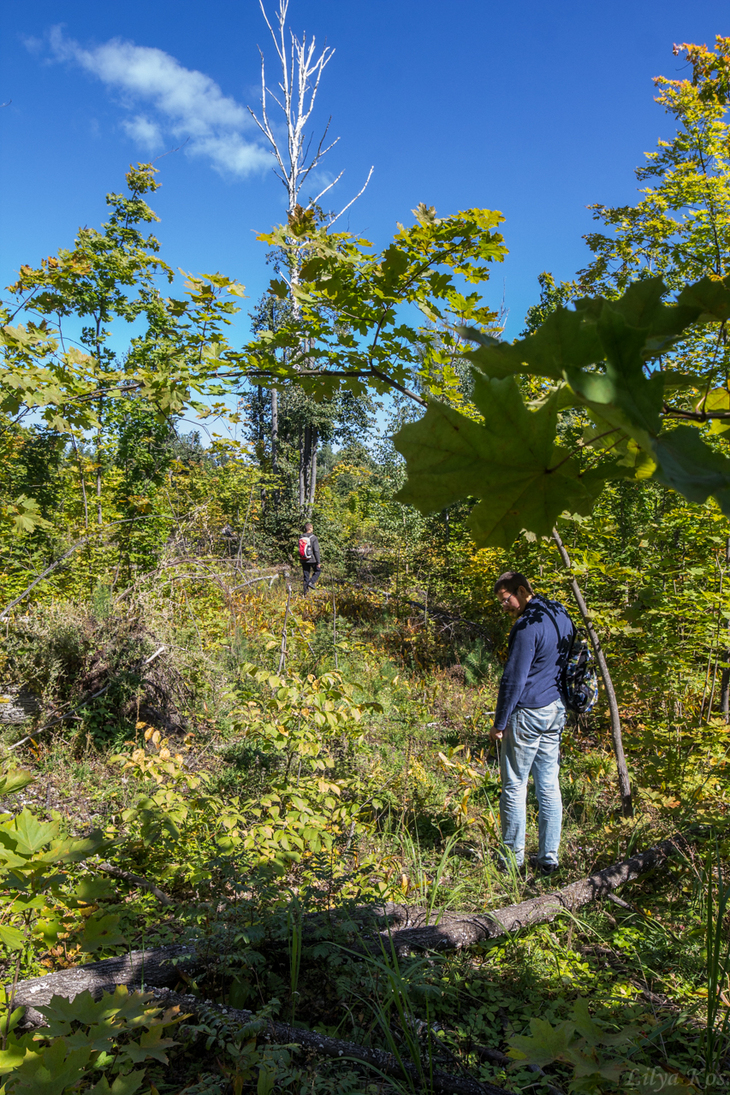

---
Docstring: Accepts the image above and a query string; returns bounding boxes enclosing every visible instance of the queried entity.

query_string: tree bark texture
[70,434,89,532]
[298,427,306,509]
[270,388,278,476]
[297,423,318,515]
[306,425,317,516]
[11,946,198,1027]
[551,526,633,816]
[0,688,41,725]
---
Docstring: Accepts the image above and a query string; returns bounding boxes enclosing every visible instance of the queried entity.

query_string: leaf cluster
[394,275,730,546]
[246,204,507,403]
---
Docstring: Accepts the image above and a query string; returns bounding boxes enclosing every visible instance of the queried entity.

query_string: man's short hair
[493,571,533,596]
[304,522,313,532]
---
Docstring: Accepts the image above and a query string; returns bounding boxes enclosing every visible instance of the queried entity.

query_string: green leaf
[38,987,157,1038]
[703,388,730,434]
[677,275,730,321]
[10,810,58,855]
[0,924,26,951]
[602,275,700,346]
[46,830,107,865]
[586,305,663,434]
[465,305,603,380]
[35,916,63,946]
[0,837,31,870]
[569,1046,628,1082]
[119,1024,177,1065]
[652,425,730,513]
[0,770,34,798]
[570,998,608,1046]
[0,1031,35,1075]
[9,1037,91,1095]
[70,877,116,904]
[507,1018,575,1067]
[88,1070,147,1095]
[394,375,605,547]
[78,912,125,952]
[37,991,106,1034]
[268,279,289,300]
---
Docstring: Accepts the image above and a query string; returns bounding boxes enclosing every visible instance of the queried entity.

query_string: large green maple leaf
[393,374,607,548]
[462,305,603,380]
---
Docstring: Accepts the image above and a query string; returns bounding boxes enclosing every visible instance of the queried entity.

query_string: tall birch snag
[248,0,373,512]
[720,536,730,721]
[551,526,633,817]
[271,388,279,476]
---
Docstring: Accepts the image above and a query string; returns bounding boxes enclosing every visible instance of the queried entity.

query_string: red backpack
[298,534,313,561]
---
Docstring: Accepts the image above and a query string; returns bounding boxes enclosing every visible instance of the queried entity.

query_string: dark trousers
[302,564,320,594]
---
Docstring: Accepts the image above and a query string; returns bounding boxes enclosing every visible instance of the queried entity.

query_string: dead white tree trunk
[248,0,373,227]
[248,1,373,511]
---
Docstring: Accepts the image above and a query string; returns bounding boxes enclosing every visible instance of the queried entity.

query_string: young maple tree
[245,203,507,406]
[0,165,244,534]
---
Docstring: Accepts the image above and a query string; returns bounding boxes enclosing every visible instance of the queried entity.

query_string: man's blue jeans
[499,700,565,867]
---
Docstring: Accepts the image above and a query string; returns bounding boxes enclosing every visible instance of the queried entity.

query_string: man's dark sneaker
[538,863,560,876]
[529,855,560,876]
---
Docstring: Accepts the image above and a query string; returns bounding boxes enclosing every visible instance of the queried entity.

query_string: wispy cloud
[45,27,270,176]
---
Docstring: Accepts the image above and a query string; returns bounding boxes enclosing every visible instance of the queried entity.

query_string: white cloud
[122,115,163,151]
[46,26,270,177]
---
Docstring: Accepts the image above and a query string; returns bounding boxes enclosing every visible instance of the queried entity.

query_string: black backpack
[562,629,599,714]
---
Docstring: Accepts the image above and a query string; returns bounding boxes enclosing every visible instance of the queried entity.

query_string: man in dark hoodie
[489,571,574,874]
[299,522,321,595]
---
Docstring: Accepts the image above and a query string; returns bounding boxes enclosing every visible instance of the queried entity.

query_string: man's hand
[489,726,504,742]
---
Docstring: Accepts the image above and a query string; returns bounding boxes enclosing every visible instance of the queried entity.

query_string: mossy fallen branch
[155,989,510,1095]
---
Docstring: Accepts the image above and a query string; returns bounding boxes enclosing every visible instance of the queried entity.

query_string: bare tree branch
[249,1,369,221]
[328,165,375,226]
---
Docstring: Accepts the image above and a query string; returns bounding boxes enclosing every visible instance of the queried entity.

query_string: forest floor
[0,570,728,1094]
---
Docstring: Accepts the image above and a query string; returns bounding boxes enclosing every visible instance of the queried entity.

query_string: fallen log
[8,835,684,1026]
[153,989,511,1095]
[373,834,684,955]
[12,945,199,1026]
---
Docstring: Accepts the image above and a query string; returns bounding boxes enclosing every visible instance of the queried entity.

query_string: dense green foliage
[4,33,730,1095]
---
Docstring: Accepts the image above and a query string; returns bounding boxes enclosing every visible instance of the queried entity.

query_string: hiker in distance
[299,522,322,596]
[490,571,574,876]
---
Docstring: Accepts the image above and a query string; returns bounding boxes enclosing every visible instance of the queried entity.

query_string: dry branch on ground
[155,988,511,1095]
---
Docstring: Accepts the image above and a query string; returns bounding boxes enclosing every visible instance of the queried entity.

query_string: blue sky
[1,0,728,349]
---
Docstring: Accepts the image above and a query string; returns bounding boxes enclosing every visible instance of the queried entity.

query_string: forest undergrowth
[10,31,730,1091]
[1,554,729,1095]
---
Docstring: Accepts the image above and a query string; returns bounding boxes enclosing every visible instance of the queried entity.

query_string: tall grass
[286,893,303,1024]
[703,842,730,1082]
